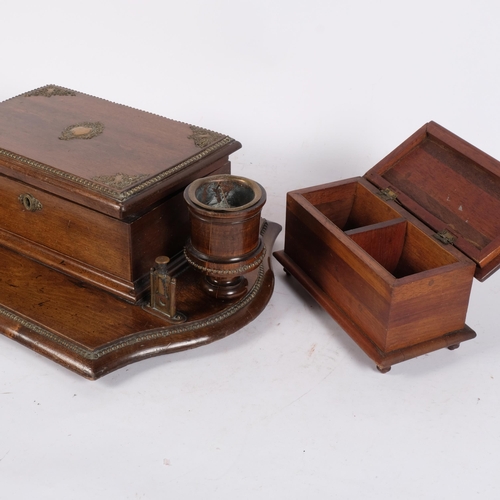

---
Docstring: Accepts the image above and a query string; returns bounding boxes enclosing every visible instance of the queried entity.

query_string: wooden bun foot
[377,365,391,374]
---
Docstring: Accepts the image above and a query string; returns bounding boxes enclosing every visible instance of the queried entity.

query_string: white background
[1,1,500,498]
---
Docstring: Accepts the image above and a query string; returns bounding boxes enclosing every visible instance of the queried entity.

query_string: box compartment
[284,178,475,353]
[275,122,500,370]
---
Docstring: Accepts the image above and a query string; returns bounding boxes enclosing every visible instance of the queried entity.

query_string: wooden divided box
[274,122,500,371]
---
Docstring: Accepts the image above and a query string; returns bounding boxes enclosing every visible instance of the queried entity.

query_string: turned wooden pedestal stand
[0,85,280,379]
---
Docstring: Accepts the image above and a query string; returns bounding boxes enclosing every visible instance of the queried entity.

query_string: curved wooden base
[0,222,280,380]
[274,250,476,372]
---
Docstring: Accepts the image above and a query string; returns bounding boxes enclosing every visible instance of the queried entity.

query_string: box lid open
[0,85,241,219]
[365,121,500,281]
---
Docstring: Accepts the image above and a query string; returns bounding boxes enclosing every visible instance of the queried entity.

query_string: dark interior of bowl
[195,180,255,210]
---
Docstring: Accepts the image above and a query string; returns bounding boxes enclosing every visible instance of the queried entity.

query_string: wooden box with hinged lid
[274,122,500,372]
[0,85,240,303]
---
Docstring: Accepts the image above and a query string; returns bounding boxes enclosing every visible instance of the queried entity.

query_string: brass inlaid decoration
[23,85,76,97]
[184,246,266,275]
[59,122,104,141]
[188,125,225,148]
[0,223,270,361]
[0,134,233,201]
[91,172,150,190]
[0,260,265,361]
[5,85,235,201]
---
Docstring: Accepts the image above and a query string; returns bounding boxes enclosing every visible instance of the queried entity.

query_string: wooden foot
[273,250,477,371]
[377,365,391,374]
[447,343,460,350]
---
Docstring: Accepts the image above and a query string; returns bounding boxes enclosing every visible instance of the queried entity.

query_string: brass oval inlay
[71,126,93,136]
[59,121,104,140]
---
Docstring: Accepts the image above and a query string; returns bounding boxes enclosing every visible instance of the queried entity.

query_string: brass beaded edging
[1,84,236,202]
[0,223,270,361]
[0,135,233,201]
[0,265,265,361]
[119,136,233,199]
[183,245,266,275]
[93,264,266,359]
[0,306,94,359]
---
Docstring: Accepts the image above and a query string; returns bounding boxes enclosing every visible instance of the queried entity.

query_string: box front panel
[285,179,477,353]
[384,222,475,350]
[386,265,474,350]
[285,193,392,351]
[0,174,132,279]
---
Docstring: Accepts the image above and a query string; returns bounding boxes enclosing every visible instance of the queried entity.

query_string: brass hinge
[148,256,186,322]
[377,187,398,202]
[434,229,457,245]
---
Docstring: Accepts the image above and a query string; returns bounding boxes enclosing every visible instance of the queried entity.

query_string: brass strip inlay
[119,136,234,199]
[0,265,265,360]
[0,223,270,360]
[0,306,93,359]
[0,135,234,201]
[2,85,235,200]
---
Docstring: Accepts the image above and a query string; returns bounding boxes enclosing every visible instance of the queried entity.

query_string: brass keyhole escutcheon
[19,193,43,212]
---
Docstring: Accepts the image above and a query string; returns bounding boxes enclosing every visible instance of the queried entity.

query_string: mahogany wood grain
[273,250,476,372]
[0,221,281,379]
[365,121,500,277]
[300,179,402,230]
[276,122,499,369]
[0,158,231,302]
[346,218,407,274]
[0,88,242,218]
[0,173,131,277]
[282,177,475,354]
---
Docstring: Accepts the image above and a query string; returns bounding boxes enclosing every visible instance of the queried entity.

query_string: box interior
[302,181,459,279]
